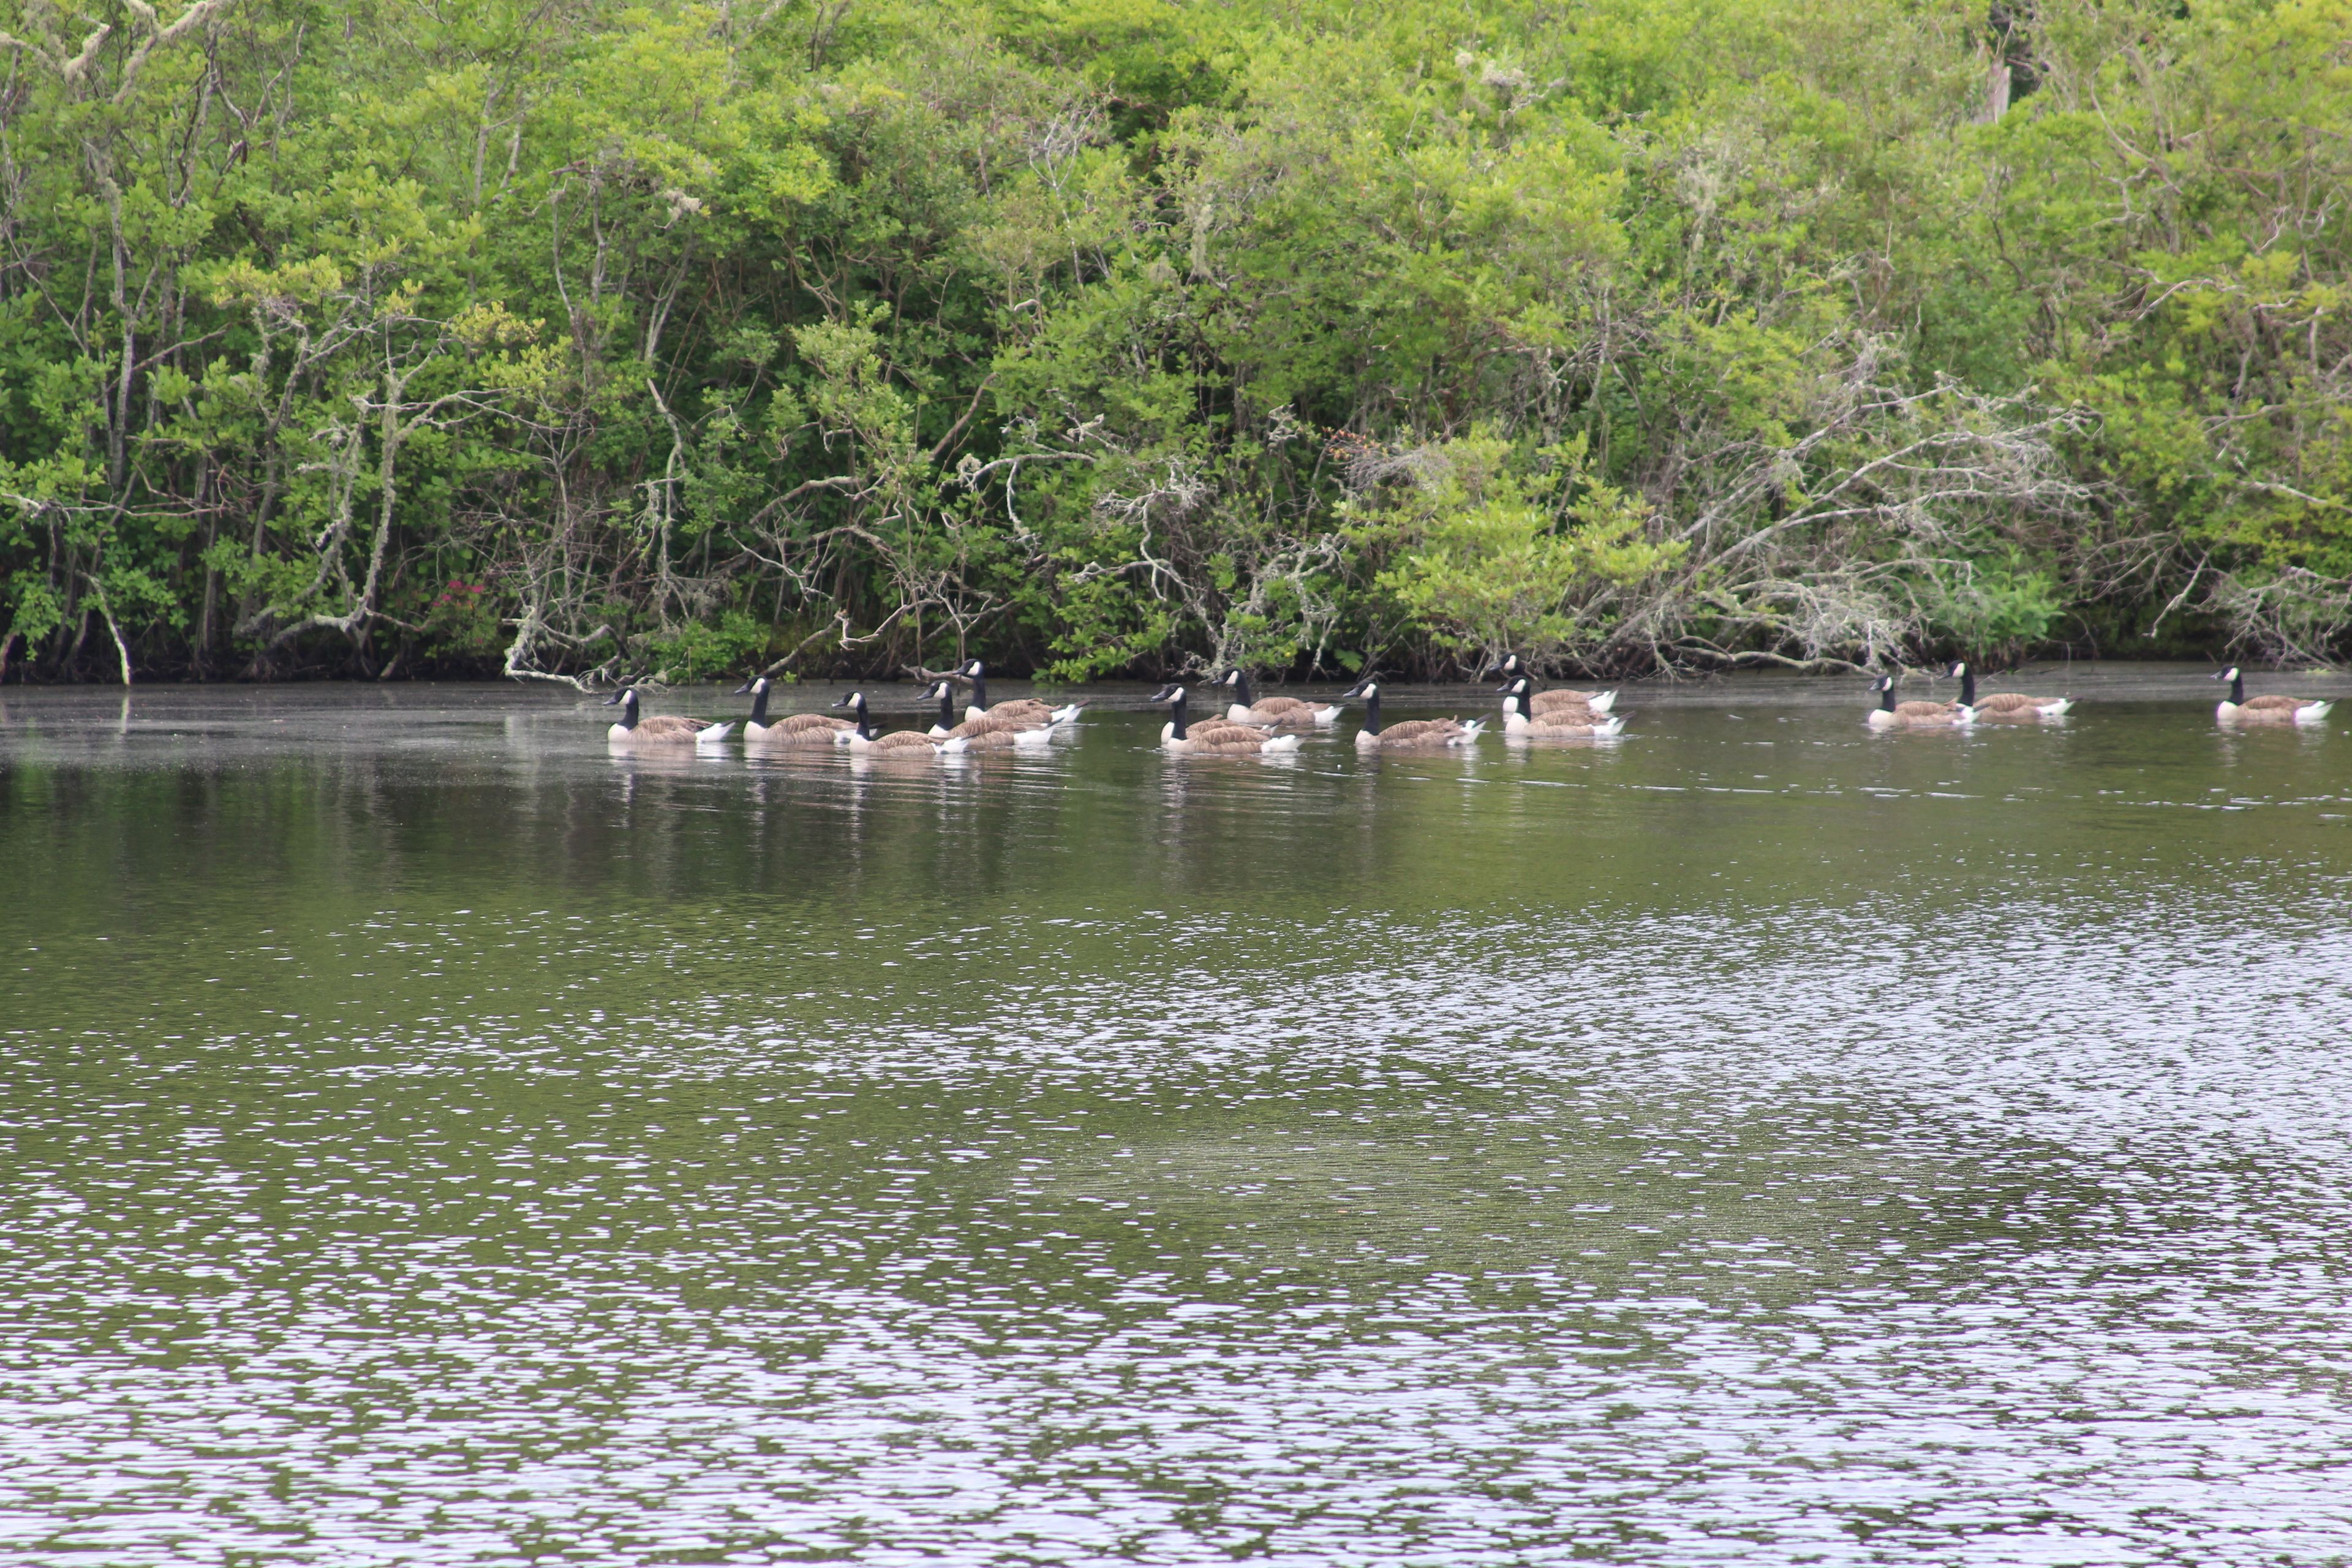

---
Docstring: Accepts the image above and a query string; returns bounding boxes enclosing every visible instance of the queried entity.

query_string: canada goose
[1499,676,1624,736]
[1341,677,1483,750]
[1951,662,2071,720]
[830,691,967,755]
[2214,666,2334,726]
[1218,669,1342,726]
[733,676,855,745]
[1479,653,1616,715]
[921,680,1057,747]
[603,687,734,747]
[953,660,1084,728]
[924,679,1061,741]
[1151,684,1304,755]
[1865,674,1974,729]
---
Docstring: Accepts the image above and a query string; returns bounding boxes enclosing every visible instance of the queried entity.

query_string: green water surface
[4,668,2350,1566]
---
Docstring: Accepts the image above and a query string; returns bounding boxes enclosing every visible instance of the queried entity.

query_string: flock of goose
[600,657,2335,755]
[1864,663,2331,728]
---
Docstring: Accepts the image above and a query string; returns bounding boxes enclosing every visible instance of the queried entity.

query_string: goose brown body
[1865,676,1973,729]
[2214,666,2334,726]
[1343,678,1483,750]
[922,681,1054,741]
[627,715,716,742]
[604,688,733,746]
[1362,717,1479,748]
[759,712,857,743]
[1481,654,1616,714]
[734,678,855,744]
[862,729,952,753]
[1499,677,1623,736]
[1952,663,2071,720]
[954,708,1052,737]
[1177,720,1274,745]
[1240,698,1317,724]
[1152,685,1305,754]
[832,692,960,756]
[1174,728,1292,754]
[948,661,1078,729]
[1218,670,1341,726]
[954,725,1041,750]
[1532,688,1604,715]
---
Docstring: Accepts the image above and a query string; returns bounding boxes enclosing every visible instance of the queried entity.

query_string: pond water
[4,666,2351,1566]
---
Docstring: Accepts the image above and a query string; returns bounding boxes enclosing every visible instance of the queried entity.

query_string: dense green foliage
[2,0,2348,682]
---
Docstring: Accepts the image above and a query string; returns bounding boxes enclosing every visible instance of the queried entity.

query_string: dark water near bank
[4,665,2351,1566]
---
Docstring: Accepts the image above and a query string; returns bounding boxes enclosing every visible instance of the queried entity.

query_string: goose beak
[827,695,854,710]
[731,680,753,696]
[601,692,625,706]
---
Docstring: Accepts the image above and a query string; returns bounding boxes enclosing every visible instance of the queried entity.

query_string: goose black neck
[617,693,639,730]
[1232,671,1253,708]
[937,685,956,728]
[969,673,989,712]
[1958,667,1975,706]
[748,684,771,725]
[854,696,874,741]
[1168,689,1188,741]
[1511,685,1531,720]
[1878,682,1895,712]
[1363,688,1382,734]
[2230,670,2245,704]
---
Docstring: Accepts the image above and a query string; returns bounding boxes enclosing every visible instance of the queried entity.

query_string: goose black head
[602,687,638,708]
[960,659,986,680]
[1948,661,1967,679]
[1147,682,1187,706]
[1479,652,1524,680]
[1340,675,1379,700]
[731,676,769,697]
[828,690,867,712]
[2215,666,2241,682]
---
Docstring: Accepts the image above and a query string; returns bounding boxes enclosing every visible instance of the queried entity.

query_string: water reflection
[2,674,2350,1564]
